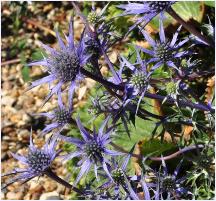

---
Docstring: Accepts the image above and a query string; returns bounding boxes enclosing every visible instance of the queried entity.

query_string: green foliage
[140,138,176,157]
[204,1,215,7]
[150,1,204,30]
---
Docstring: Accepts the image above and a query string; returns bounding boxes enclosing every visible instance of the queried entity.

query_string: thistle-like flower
[28,19,90,106]
[118,47,156,114]
[99,146,140,200]
[138,19,190,73]
[61,116,122,185]
[2,132,60,190]
[118,1,175,33]
[36,93,73,136]
[158,158,191,199]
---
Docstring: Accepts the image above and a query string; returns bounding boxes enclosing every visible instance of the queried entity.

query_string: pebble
[6,191,24,200]
[1,141,9,151]
[1,152,9,161]
[1,96,15,107]
[1,192,5,200]
[39,191,62,200]
[18,129,30,142]
[43,180,57,192]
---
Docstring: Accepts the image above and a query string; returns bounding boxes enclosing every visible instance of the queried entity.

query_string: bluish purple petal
[28,60,48,67]
[159,19,166,43]
[176,37,190,48]
[136,90,146,115]
[62,151,83,161]
[68,81,76,111]
[140,29,156,47]
[57,91,64,110]
[55,30,66,50]
[29,74,56,89]
[174,158,183,177]
[166,61,178,70]
[104,149,123,156]
[58,135,85,146]
[68,18,75,50]
[103,162,113,182]
[74,159,91,185]
[98,116,110,139]
[41,122,59,134]
[170,25,182,47]
[135,46,147,75]
[42,81,63,106]
[10,152,28,165]
[76,117,91,141]
[120,55,135,71]
[149,61,163,75]
[138,46,155,56]
[141,178,151,200]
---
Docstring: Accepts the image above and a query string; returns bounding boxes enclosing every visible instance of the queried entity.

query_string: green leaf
[140,138,176,157]
[149,1,204,30]
[204,1,215,7]
[172,1,204,23]
[20,53,30,82]
[21,65,30,82]
[31,49,46,61]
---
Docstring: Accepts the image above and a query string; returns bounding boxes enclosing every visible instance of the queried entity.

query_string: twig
[1,58,20,66]
[168,8,214,48]
[110,142,207,161]
[23,17,56,37]
[45,168,85,194]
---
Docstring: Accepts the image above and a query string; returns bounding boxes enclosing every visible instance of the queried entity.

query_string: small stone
[39,192,62,200]
[1,96,15,106]
[1,152,9,161]
[43,179,57,192]
[2,81,12,91]
[6,191,23,200]
[1,192,5,200]
[1,141,9,151]
[18,129,30,142]
[2,136,10,141]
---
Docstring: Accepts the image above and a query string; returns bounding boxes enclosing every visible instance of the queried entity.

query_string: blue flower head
[138,19,190,73]
[118,47,155,114]
[2,131,60,190]
[158,158,191,199]
[28,19,90,106]
[118,1,175,33]
[37,93,73,136]
[99,145,140,200]
[61,116,122,185]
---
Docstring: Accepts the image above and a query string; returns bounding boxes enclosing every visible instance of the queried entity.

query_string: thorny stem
[44,168,84,195]
[72,2,213,113]
[110,143,208,161]
[168,8,214,48]
[81,68,214,113]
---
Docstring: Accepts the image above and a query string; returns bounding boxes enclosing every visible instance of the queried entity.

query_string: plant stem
[81,68,123,91]
[45,168,84,195]
[111,142,207,161]
[168,8,214,48]
[81,68,214,112]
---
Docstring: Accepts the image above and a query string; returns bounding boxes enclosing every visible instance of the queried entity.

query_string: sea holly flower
[28,19,90,106]
[87,92,132,138]
[117,1,175,33]
[158,158,191,199]
[118,48,155,114]
[2,132,60,190]
[87,2,110,27]
[35,93,73,136]
[138,19,190,73]
[61,116,122,185]
[99,145,140,200]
